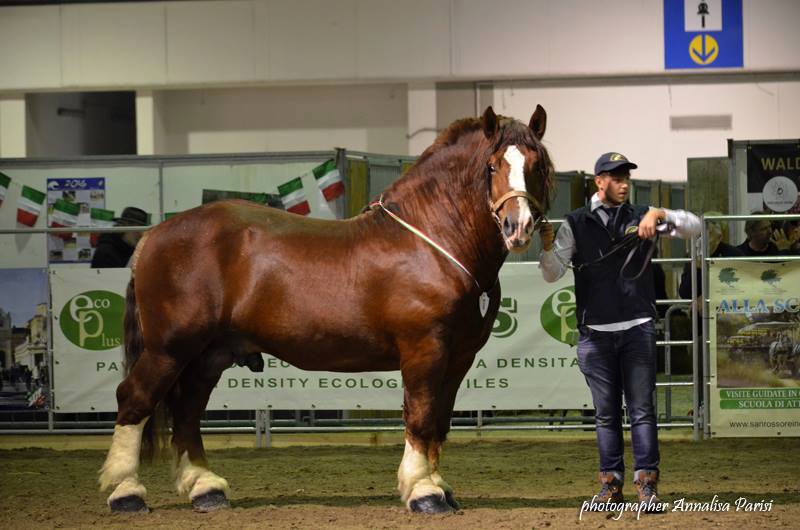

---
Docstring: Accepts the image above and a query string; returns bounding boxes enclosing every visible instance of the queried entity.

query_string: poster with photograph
[746,143,800,214]
[46,178,105,263]
[709,260,800,437]
[0,268,50,411]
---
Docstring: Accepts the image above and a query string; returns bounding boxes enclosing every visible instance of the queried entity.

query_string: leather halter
[490,189,545,228]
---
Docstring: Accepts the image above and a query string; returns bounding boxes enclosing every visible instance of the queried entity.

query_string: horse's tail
[123,278,143,374]
[122,277,168,461]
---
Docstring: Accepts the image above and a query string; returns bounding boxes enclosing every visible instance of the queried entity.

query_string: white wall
[2,0,800,180]
[1,0,798,91]
[159,84,408,155]
[493,78,800,181]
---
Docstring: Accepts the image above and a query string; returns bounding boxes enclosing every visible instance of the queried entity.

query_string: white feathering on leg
[430,471,453,495]
[98,418,148,492]
[397,439,445,507]
[175,452,230,499]
[107,477,147,505]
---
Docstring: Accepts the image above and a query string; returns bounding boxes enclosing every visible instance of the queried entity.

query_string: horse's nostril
[503,217,518,238]
[523,217,533,235]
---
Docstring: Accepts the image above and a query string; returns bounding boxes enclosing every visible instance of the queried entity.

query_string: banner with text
[51,264,590,412]
[745,143,800,214]
[709,260,800,437]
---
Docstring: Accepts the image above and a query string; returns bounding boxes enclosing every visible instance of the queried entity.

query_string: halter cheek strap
[490,190,545,228]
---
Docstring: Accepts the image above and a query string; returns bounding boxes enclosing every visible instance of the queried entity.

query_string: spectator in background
[772,220,800,254]
[737,213,779,257]
[90,207,149,268]
[678,212,743,300]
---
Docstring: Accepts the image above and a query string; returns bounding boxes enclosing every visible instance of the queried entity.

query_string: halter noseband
[490,189,546,229]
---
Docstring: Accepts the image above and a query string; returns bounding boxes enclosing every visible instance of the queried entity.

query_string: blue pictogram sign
[664,0,743,69]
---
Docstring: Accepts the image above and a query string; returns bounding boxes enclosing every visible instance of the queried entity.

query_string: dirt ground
[1,432,798,529]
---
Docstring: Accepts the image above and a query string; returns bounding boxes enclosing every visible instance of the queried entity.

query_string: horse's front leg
[170,357,230,512]
[397,336,452,513]
[427,353,476,511]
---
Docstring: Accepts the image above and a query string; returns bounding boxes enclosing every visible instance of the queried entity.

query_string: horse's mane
[382,114,555,216]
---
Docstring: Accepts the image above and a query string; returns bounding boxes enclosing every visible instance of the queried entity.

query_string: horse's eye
[488,164,496,173]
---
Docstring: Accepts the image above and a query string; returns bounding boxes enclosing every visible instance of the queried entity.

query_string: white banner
[50,264,590,412]
[708,260,800,437]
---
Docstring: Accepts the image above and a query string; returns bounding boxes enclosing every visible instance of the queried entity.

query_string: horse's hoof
[192,490,230,513]
[444,490,461,510]
[409,494,453,514]
[109,495,149,513]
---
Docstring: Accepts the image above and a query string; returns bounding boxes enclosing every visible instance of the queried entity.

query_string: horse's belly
[245,326,400,373]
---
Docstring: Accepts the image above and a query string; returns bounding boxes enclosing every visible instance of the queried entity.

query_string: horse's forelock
[491,121,555,214]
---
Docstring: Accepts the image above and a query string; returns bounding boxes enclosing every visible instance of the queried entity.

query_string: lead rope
[573,224,673,281]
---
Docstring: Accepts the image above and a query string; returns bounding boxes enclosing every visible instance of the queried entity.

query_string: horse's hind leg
[99,349,183,512]
[170,354,230,512]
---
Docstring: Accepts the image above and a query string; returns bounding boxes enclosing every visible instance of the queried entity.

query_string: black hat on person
[114,206,149,226]
[594,152,638,175]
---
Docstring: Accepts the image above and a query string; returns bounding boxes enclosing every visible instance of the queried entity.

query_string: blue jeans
[576,320,660,476]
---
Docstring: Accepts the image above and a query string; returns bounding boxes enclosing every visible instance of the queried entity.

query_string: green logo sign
[541,286,577,346]
[492,297,518,338]
[761,269,781,286]
[719,267,739,286]
[59,290,124,350]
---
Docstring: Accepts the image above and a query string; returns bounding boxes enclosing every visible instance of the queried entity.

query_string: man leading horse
[538,152,701,512]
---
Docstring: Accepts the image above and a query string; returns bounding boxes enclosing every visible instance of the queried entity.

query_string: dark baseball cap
[594,152,638,175]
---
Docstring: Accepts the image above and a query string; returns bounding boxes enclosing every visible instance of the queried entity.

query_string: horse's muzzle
[502,216,533,253]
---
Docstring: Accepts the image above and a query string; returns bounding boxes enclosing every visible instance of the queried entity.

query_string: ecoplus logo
[492,297,518,338]
[540,286,577,346]
[59,290,125,350]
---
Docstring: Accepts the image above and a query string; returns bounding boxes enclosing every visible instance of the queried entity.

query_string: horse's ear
[529,104,547,139]
[482,106,498,139]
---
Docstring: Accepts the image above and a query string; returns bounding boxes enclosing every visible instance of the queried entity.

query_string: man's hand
[771,228,799,251]
[638,208,665,239]
[539,221,554,251]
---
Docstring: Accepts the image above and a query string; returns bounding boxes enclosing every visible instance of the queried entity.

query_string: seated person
[678,213,742,299]
[90,207,149,268]
[736,213,779,257]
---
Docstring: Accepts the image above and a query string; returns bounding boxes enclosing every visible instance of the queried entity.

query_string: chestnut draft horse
[99,106,554,514]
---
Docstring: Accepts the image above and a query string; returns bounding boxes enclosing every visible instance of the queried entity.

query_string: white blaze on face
[502,145,533,232]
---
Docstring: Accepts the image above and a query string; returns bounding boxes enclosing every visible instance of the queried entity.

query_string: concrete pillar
[407,83,437,156]
[0,94,26,157]
[135,89,165,155]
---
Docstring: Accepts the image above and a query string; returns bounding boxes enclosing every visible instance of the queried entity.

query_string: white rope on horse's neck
[376,195,482,291]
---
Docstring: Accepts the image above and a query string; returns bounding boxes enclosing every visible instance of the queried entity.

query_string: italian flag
[50,198,81,240]
[90,207,115,247]
[313,159,344,201]
[0,172,10,207]
[16,185,46,227]
[278,177,310,215]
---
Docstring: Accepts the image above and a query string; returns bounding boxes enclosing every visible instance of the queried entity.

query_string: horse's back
[133,200,396,362]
